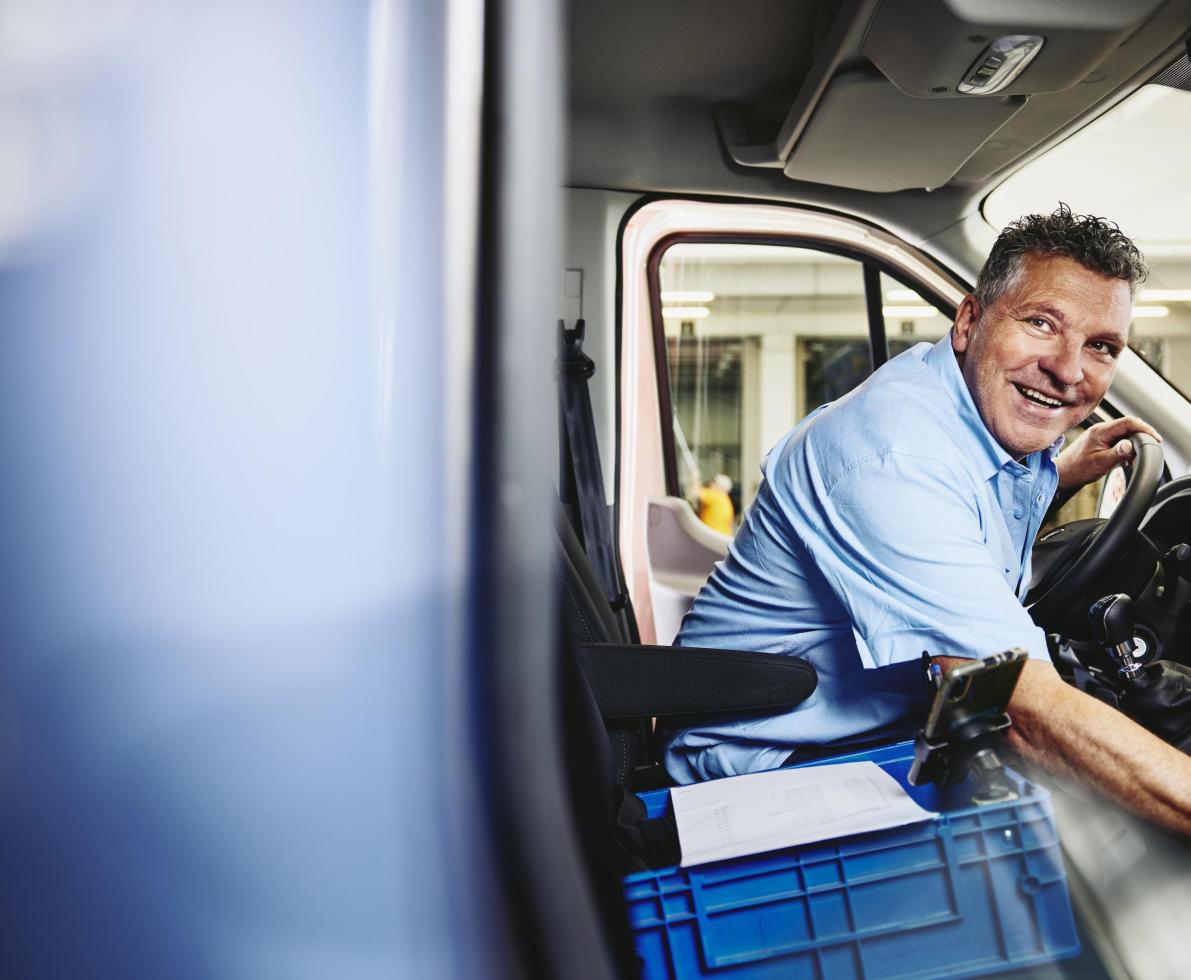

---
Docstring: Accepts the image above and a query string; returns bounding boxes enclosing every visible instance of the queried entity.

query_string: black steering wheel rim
[1027,432,1163,617]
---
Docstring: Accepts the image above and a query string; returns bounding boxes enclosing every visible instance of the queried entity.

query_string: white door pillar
[758,332,797,461]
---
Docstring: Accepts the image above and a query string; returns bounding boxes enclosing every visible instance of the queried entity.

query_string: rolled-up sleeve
[793,447,1050,667]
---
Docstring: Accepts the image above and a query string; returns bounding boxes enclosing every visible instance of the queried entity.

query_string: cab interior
[556,0,1191,976]
[3,2,1191,978]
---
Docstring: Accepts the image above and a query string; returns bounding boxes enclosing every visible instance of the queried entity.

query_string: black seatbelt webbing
[557,319,624,613]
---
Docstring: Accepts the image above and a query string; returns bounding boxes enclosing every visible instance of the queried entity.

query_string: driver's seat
[557,510,818,854]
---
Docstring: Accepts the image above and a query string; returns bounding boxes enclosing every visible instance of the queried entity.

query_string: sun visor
[782,70,1024,193]
[715,0,1167,193]
[862,0,1167,100]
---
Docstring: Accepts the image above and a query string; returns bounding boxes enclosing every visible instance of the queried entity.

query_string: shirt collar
[923,333,1061,480]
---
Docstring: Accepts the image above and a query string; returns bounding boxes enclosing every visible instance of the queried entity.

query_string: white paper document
[671,761,938,867]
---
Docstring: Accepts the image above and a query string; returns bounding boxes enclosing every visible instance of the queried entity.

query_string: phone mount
[909,649,1028,804]
[910,712,1015,802]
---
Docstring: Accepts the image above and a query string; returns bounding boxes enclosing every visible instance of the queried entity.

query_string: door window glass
[882,272,948,357]
[659,243,870,518]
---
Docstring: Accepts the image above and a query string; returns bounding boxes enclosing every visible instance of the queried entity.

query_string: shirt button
[1036,493,1044,504]
[1014,509,1025,519]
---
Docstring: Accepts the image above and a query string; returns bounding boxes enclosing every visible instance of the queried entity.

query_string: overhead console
[715,0,1168,193]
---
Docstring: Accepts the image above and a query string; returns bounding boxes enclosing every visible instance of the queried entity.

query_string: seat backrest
[556,514,659,975]
[558,512,628,645]
[557,514,649,788]
[557,502,816,883]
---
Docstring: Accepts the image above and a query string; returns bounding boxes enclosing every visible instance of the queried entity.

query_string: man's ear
[952,294,980,355]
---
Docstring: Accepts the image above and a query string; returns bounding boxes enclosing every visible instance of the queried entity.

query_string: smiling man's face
[952,252,1133,459]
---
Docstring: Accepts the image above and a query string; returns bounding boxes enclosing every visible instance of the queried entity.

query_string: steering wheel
[1026,433,1163,619]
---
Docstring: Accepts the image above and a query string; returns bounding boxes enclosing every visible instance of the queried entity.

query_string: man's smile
[1012,383,1071,410]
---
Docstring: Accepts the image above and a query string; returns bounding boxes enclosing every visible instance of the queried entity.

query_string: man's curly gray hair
[975,203,1148,311]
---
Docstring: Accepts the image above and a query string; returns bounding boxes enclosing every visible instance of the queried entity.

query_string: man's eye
[1026,317,1052,330]
[1088,340,1120,358]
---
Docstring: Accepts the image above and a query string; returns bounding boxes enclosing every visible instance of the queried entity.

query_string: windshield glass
[985,80,1191,395]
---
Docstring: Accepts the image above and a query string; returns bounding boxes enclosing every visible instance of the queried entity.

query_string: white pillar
[740,337,762,504]
[758,332,797,461]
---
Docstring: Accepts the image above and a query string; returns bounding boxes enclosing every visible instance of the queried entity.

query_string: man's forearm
[937,657,1191,835]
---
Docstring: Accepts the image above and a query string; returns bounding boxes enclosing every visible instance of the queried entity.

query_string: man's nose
[1039,338,1084,388]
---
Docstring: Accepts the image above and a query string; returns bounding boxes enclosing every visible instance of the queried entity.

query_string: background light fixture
[661,289,715,303]
[1138,290,1191,302]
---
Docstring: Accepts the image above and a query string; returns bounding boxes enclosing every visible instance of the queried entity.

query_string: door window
[882,271,948,356]
[657,244,951,519]
[658,243,870,517]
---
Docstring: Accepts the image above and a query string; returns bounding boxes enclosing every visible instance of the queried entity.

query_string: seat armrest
[576,643,817,720]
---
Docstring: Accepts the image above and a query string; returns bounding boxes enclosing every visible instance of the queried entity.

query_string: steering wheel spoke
[1027,433,1163,620]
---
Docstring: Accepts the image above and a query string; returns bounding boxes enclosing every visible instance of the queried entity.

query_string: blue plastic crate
[624,742,1079,979]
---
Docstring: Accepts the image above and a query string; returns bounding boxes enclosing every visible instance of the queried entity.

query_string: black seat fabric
[577,643,821,721]
[558,509,626,645]
[557,514,646,785]
[556,510,818,841]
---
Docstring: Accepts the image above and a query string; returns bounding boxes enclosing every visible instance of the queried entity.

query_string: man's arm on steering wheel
[954,413,1188,834]
[937,655,1191,836]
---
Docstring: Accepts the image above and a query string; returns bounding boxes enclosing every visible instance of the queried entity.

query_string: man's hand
[1056,416,1161,489]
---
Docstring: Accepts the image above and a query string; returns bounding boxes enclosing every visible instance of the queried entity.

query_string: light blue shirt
[663,334,1061,783]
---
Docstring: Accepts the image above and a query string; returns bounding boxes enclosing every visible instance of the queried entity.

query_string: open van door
[615,200,963,644]
[0,3,613,977]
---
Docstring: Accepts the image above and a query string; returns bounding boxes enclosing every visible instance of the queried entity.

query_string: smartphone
[910,648,1027,787]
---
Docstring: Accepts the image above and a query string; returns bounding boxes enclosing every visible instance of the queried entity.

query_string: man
[663,206,1191,835]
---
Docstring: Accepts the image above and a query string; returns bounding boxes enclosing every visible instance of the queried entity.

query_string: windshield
[985,79,1191,395]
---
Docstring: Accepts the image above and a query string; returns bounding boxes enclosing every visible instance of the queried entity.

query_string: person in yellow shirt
[696,473,735,535]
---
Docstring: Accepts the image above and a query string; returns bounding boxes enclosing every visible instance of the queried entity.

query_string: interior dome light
[958,35,1044,96]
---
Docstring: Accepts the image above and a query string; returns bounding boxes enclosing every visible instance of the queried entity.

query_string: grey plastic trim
[783,70,1026,192]
[478,0,620,975]
[715,0,875,170]
[645,496,729,645]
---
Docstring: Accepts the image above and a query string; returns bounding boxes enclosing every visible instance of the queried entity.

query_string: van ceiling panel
[783,70,1025,192]
[733,0,1168,192]
[568,0,822,109]
[861,0,1167,99]
[566,0,1191,246]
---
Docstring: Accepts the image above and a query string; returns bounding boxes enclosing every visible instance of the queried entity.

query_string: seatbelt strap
[557,319,625,612]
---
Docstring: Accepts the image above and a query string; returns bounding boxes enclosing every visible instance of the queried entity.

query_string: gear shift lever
[1089,593,1143,680]
[1087,594,1191,755]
